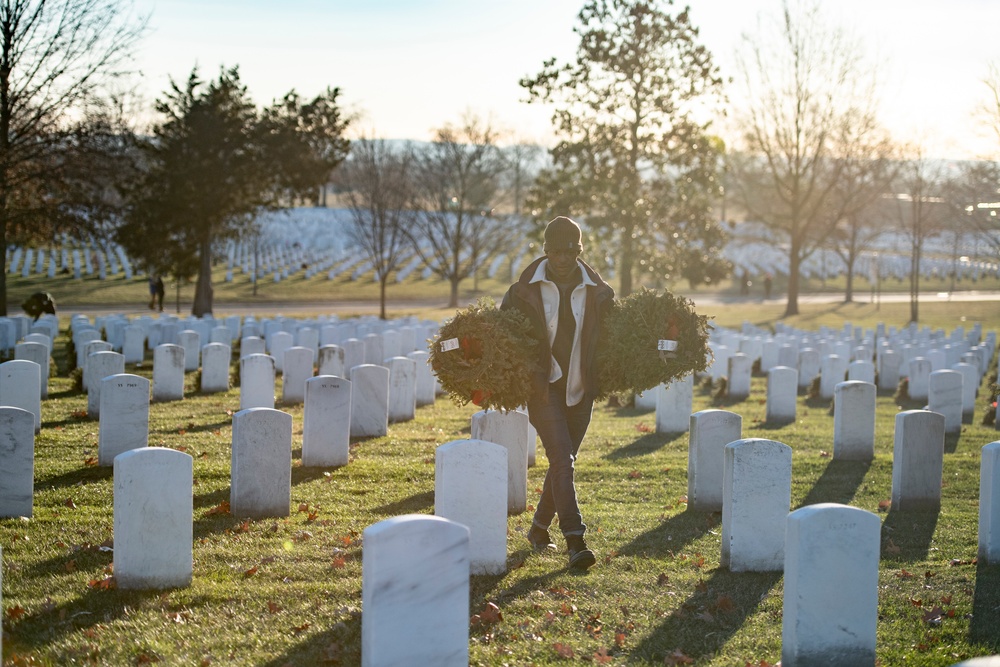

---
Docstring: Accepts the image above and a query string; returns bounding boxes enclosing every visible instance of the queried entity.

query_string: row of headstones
[9,243,134,280]
[2,416,998,665]
[82,421,998,666]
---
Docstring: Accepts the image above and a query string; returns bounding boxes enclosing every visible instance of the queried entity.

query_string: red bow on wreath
[471,389,493,406]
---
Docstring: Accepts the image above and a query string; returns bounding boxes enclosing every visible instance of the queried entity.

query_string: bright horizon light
[129,0,1000,161]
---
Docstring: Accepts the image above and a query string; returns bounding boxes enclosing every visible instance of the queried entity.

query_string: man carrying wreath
[501,216,614,570]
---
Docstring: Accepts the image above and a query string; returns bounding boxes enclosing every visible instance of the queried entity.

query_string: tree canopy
[116,67,350,316]
[0,0,146,315]
[521,0,729,295]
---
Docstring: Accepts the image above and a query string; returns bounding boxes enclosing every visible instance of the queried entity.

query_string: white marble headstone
[281,346,314,405]
[0,407,35,517]
[302,376,352,467]
[980,441,1000,565]
[471,409,529,515]
[688,409,741,511]
[722,438,792,572]
[200,343,231,393]
[928,369,963,434]
[114,447,193,589]
[782,503,879,667]
[891,410,945,511]
[833,381,875,461]
[435,439,507,574]
[766,366,797,423]
[98,374,150,466]
[349,364,389,438]
[152,344,185,402]
[656,374,693,434]
[386,356,417,423]
[0,359,41,433]
[361,515,469,667]
[240,353,276,410]
[231,408,292,518]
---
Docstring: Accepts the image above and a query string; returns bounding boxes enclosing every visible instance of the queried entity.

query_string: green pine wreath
[597,287,712,398]
[428,297,541,412]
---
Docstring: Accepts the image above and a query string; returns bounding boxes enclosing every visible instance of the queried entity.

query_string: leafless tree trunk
[408,113,506,308]
[890,154,950,323]
[730,0,885,317]
[337,137,414,320]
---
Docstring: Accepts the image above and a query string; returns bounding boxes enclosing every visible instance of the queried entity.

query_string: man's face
[545,248,581,280]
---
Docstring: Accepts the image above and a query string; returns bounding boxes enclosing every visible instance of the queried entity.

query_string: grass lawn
[1,300,999,665]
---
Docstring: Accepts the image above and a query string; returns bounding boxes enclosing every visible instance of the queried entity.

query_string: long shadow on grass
[970,561,1000,650]
[604,432,685,461]
[148,418,231,435]
[615,509,718,558]
[627,568,783,664]
[6,589,210,653]
[945,432,961,454]
[795,459,871,508]
[880,509,939,562]
[35,464,113,490]
[372,490,435,516]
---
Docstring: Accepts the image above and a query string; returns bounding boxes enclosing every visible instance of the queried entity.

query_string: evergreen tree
[520,0,728,295]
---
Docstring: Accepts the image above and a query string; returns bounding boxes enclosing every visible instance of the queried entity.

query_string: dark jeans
[527,382,594,538]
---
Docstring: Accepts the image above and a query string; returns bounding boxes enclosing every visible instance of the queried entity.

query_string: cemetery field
[8,253,1000,314]
[1,309,999,666]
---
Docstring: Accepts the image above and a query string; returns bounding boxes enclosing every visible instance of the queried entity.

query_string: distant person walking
[149,274,165,312]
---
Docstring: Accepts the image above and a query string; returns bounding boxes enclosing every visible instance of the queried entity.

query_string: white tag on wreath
[657,339,678,352]
[440,337,460,352]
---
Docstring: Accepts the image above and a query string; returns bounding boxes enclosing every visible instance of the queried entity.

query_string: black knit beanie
[542,216,583,252]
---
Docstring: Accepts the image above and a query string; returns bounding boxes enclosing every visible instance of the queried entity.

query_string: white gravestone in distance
[386,356,417,423]
[123,325,145,365]
[979,441,1000,565]
[656,374,694,434]
[98,374,150,466]
[721,438,792,572]
[200,343,231,393]
[688,409,742,511]
[952,362,978,419]
[407,350,435,407]
[928,369,963,434]
[317,344,345,378]
[847,360,875,384]
[268,331,293,373]
[14,341,48,399]
[781,503,879,667]
[342,337,365,374]
[86,351,125,420]
[471,409,529,515]
[361,515,469,667]
[766,366,797,424]
[891,410,945,511]
[0,407,35,518]
[152,344,185,402]
[80,340,112,390]
[281,346,314,405]
[177,330,201,372]
[240,354,275,410]
[435,439,507,575]
[302,376,352,467]
[797,349,820,390]
[833,381,876,461]
[114,447,193,589]
[230,407,292,518]
[819,354,848,400]
[349,364,389,438]
[0,359,41,433]
[727,353,752,400]
[240,336,266,358]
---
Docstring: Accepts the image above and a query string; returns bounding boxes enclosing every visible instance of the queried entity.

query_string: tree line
[3,0,999,322]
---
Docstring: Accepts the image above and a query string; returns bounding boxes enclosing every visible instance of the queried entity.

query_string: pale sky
[129,0,1000,160]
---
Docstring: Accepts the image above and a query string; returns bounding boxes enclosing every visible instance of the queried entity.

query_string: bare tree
[409,113,507,308]
[336,137,414,319]
[729,0,885,316]
[827,125,898,302]
[889,152,952,323]
[0,0,146,314]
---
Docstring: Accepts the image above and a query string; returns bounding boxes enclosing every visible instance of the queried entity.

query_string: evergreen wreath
[597,287,712,398]
[428,297,541,412]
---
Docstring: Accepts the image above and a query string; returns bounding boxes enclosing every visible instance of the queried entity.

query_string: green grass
[1,303,999,665]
